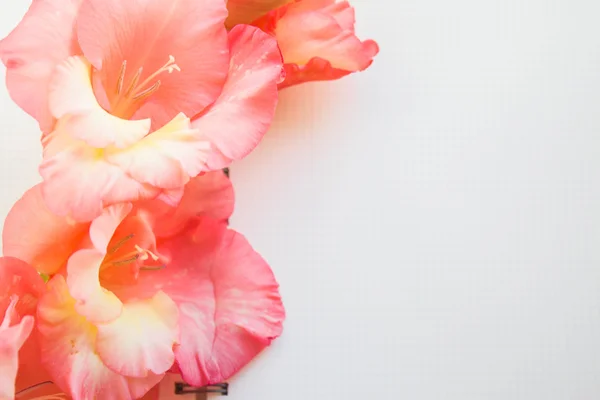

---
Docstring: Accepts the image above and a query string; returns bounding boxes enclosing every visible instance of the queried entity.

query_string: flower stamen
[133,55,180,95]
[15,381,68,399]
[111,254,140,266]
[140,265,166,271]
[108,234,134,254]
[133,80,161,101]
[116,60,127,95]
[134,245,160,261]
[111,55,181,118]
[124,67,144,98]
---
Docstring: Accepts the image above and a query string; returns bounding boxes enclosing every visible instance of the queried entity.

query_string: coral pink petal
[89,203,134,252]
[2,185,88,275]
[13,329,55,398]
[37,276,164,399]
[155,188,185,209]
[66,249,123,323]
[0,257,47,399]
[77,0,230,128]
[226,0,292,27]
[278,57,350,89]
[121,217,285,387]
[48,56,152,148]
[0,305,34,400]
[141,171,235,238]
[105,113,211,190]
[0,257,45,316]
[192,25,283,170]
[95,292,179,378]
[281,0,351,22]
[259,0,378,88]
[0,0,82,133]
[12,381,64,399]
[40,125,158,221]
[138,384,160,400]
[276,5,377,70]
[319,1,356,30]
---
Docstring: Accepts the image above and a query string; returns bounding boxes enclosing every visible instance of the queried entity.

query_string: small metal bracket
[174,382,229,399]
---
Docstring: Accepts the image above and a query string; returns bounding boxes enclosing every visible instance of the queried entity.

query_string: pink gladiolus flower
[0,0,284,222]
[252,0,379,88]
[4,173,285,398]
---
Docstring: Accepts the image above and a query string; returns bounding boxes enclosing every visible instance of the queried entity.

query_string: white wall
[2,1,600,399]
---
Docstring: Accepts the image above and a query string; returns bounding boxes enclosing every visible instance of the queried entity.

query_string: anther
[134,245,160,261]
[112,254,140,266]
[140,265,166,271]
[109,234,134,254]
[166,56,181,73]
[133,80,161,101]
[116,60,127,95]
[125,67,144,98]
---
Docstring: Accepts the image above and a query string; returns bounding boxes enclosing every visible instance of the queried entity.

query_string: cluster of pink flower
[0,0,377,398]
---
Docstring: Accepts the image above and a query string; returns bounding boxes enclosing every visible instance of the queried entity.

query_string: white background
[2,1,600,399]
